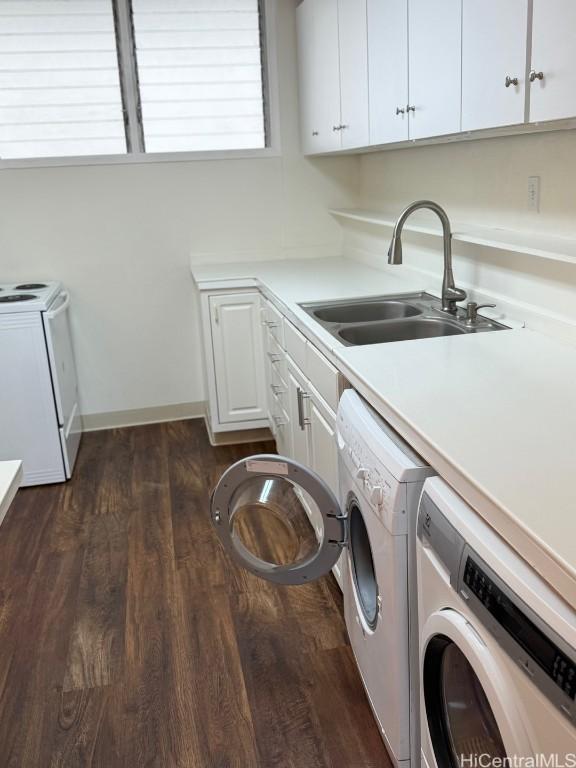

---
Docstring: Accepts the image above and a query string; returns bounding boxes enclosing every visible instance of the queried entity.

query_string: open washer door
[211,454,347,585]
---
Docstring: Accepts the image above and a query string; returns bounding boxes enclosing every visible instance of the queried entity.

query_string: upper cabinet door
[296,0,342,154]
[462,0,529,131]
[315,0,343,151]
[408,0,462,140]
[367,0,409,145]
[338,0,369,149]
[529,0,576,123]
[296,0,318,154]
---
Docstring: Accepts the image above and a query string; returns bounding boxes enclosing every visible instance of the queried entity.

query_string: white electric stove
[0,281,82,486]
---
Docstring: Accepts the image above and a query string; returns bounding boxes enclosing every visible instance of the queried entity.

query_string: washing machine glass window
[348,501,379,630]
[228,474,320,567]
[424,636,506,768]
[211,455,347,585]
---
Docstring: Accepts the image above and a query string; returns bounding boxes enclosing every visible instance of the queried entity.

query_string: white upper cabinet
[314,0,342,151]
[296,0,368,154]
[367,0,409,145]
[529,0,576,123]
[297,0,575,153]
[338,0,370,149]
[296,0,317,155]
[462,0,529,132]
[408,0,462,140]
[296,0,341,153]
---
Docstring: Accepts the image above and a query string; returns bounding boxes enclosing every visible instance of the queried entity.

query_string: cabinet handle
[271,384,285,396]
[273,415,287,428]
[340,124,349,130]
[296,387,304,429]
[214,306,219,324]
[529,69,544,82]
[505,75,519,88]
[267,352,281,363]
[312,130,319,136]
[332,125,342,132]
[396,107,405,115]
[406,105,416,113]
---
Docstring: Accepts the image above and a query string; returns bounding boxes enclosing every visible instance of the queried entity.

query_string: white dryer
[210,390,434,768]
[417,477,576,768]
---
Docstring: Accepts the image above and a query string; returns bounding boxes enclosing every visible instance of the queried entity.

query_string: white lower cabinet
[199,290,268,437]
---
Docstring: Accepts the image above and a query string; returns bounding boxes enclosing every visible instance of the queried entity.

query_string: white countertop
[0,461,22,526]
[192,256,576,608]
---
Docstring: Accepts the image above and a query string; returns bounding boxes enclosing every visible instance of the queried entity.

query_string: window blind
[0,0,126,159]
[131,0,266,153]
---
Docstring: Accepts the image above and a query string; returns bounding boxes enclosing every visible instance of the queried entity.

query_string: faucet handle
[465,301,496,325]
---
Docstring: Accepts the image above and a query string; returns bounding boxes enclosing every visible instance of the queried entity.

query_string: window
[0,0,268,162]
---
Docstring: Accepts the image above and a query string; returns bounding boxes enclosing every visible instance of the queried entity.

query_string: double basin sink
[300,292,508,346]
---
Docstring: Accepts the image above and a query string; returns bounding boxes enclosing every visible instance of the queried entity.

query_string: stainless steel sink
[310,299,421,324]
[338,317,466,346]
[299,292,509,346]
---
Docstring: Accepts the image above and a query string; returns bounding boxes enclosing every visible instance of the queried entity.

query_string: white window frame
[0,0,280,170]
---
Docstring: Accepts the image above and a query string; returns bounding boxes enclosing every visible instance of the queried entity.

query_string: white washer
[210,390,435,768]
[417,477,576,768]
[337,390,435,768]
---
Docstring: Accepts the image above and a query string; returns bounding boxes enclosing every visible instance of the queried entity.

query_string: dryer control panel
[460,550,576,723]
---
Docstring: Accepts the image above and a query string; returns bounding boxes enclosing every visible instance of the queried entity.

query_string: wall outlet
[528,176,540,212]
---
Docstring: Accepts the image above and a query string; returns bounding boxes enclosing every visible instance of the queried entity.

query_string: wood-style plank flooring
[0,419,392,767]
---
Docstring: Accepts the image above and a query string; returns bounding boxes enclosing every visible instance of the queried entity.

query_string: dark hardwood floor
[0,419,392,767]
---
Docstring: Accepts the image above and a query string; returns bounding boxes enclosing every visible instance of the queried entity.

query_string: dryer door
[211,454,346,585]
[421,609,532,768]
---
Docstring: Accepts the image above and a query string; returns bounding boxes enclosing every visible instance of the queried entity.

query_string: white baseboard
[82,401,205,432]
[204,416,273,446]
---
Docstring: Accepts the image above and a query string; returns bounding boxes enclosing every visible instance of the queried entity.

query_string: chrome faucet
[387,200,467,314]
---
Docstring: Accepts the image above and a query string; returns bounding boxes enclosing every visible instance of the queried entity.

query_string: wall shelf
[329,208,576,267]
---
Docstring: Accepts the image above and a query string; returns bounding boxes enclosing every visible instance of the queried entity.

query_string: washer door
[211,455,346,585]
[422,610,532,767]
[347,497,379,631]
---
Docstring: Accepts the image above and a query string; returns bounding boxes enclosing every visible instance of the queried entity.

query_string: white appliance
[0,281,82,485]
[210,389,434,767]
[417,477,576,767]
[337,390,435,768]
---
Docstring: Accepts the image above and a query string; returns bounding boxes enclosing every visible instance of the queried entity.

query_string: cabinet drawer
[270,365,288,410]
[262,299,284,347]
[306,342,341,411]
[284,319,307,370]
[266,334,287,383]
[271,393,291,456]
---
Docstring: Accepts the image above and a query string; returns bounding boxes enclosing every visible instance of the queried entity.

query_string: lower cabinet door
[209,292,267,425]
[211,455,347,585]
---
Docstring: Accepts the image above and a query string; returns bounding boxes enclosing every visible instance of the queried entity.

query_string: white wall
[349,129,576,340]
[0,0,359,422]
